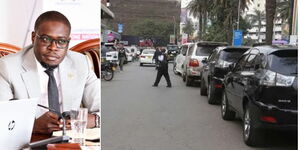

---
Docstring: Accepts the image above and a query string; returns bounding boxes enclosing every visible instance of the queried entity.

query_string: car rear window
[220,48,248,62]
[268,50,297,75]
[196,45,218,56]
[167,46,178,51]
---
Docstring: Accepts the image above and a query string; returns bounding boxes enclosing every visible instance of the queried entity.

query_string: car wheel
[243,104,265,146]
[103,69,114,81]
[200,77,207,96]
[221,92,235,120]
[208,80,218,104]
[182,72,186,82]
[140,63,143,66]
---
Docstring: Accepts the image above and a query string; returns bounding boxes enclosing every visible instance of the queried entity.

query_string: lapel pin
[67,73,74,79]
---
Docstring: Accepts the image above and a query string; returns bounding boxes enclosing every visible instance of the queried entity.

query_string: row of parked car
[138,44,179,66]
[102,43,139,63]
[173,42,298,147]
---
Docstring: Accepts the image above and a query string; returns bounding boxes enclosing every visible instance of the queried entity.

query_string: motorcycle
[101,61,116,81]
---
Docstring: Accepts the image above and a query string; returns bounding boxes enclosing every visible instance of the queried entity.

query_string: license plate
[147,56,152,59]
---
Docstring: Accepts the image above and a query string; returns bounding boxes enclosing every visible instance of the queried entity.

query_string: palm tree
[211,0,253,43]
[187,0,212,39]
[248,9,265,42]
[187,0,252,43]
[276,0,293,35]
[265,0,277,44]
[182,18,195,40]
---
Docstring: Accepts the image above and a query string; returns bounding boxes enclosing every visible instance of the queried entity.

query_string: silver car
[182,41,228,86]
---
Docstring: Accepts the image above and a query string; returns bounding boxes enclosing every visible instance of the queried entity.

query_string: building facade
[244,0,290,43]
[108,0,181,36]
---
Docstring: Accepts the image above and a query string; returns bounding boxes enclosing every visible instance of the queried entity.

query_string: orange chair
[0,43,21,58]
[70,39,100,78]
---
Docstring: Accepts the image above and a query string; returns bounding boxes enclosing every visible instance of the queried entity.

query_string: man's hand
[32,112,62,134]
[62,113,97,129]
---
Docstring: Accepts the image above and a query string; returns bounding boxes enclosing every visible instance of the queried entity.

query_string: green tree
[265,0,277,44]
[182,18,195,40]
[187,0,252,43]
[130,19,174,45]
[247,9,265,42]
[187,0,212,39]
[276,0,293,35]
[202,16,250,43]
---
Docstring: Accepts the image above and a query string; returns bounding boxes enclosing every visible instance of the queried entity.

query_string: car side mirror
[201,58,208,64]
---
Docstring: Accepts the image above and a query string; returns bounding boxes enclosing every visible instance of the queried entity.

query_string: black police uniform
[153,51,172,87]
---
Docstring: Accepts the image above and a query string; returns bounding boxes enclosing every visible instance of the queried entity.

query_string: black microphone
[37,104,69,136]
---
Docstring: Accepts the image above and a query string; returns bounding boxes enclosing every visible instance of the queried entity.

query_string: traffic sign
[118,23,123,33]
[233,30,243,46]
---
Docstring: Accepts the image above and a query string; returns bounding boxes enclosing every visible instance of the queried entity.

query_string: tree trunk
[289,0,294,36]
[258,21,262,42]
[203,12,207,35]
[265,0,276,45]
[198,14,203,39]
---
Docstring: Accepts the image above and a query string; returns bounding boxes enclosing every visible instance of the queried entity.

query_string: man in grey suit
[0,11,100,134]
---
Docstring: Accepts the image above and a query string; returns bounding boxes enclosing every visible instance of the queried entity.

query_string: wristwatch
[94,114,100,128]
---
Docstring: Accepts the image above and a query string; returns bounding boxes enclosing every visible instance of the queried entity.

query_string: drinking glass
[70,108,88,146]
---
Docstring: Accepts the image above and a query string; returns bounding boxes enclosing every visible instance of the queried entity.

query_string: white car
[125,48,133,62]
[139,48,156,66]
[174,43,193,75]
[181,42,227,86]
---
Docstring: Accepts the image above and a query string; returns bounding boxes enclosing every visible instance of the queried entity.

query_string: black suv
[221,45,297,146]
[200,46,251,104]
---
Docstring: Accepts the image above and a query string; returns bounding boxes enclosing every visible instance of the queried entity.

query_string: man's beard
[40,61,58,70]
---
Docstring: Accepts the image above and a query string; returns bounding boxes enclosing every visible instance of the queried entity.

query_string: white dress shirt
[34,57,63,118]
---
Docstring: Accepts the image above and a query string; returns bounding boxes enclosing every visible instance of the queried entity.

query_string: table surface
[30,133,100,149]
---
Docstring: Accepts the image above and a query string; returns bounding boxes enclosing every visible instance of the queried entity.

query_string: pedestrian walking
[152,48,172,87]
[153,47,160,70]
[117,42,127,71]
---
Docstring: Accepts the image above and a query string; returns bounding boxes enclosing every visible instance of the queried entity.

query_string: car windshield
[143,50,155,54]
[220,49,248,62]
[268,50,297,75]
[196,45,218,56]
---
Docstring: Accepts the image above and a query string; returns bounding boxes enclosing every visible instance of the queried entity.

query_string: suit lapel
[21,47,41,98]
[59,54,76,110]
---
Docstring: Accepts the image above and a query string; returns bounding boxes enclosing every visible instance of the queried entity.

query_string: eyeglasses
[36,33,70,49]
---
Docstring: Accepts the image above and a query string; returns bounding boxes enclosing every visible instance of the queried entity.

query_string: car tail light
[260,116,277,123]
[260,70,295,87]
[140,55,146,58]
[189,59,199,67]
[215,84,222,88]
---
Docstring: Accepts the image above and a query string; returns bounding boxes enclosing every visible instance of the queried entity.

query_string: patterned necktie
[45,68,60,115]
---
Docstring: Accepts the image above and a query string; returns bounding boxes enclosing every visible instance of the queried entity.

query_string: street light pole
[173,16,176,44]
[237,0,241,30]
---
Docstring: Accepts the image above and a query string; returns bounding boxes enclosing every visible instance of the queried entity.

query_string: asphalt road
[101,61,297,150]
